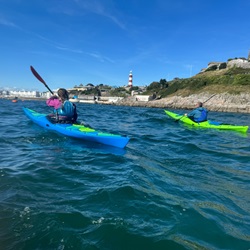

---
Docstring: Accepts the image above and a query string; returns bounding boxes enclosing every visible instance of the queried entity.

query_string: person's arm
[187,109,197,118]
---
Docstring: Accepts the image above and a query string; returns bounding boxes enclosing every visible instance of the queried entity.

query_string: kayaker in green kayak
[46,88,78,123]
[185,101,208,122]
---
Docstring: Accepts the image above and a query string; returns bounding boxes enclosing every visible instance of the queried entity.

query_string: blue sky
[0,0,250,92]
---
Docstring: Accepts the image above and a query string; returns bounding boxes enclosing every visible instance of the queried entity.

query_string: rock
[227,58,250,69]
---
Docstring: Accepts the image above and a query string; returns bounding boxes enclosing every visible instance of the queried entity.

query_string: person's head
[196,101,203,107]
[57,88,69,102]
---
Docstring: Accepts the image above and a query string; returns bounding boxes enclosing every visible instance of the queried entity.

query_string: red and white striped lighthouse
[128,70,133,87]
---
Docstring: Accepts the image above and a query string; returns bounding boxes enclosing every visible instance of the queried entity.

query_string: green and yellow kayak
[164,110,248,133]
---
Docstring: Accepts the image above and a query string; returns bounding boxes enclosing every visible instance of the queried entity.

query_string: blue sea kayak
[23,107,130,148]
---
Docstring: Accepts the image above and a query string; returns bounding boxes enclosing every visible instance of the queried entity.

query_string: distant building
[9,90,40,97]
[40,91,52,98]
[135,95,154,102]
[1,90,9,96]
[69,84,94,92]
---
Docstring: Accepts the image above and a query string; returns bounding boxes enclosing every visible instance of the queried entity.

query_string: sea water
[0,98,250,250]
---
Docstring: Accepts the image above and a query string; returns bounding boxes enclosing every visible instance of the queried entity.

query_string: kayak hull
[164,110,248,133]
[23,107,130,148]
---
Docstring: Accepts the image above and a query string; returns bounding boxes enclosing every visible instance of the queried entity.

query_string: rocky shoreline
[115,92,250,113]
[3,92,250,113]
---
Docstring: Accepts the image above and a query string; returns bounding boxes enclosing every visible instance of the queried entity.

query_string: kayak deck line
[23,107,130,148]
[164,110,249,133]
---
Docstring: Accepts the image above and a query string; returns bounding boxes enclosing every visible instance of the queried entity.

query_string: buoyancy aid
[57,101,78,123]
[195,108,208,122]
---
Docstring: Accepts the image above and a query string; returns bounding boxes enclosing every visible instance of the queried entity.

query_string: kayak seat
[46,115,76,124]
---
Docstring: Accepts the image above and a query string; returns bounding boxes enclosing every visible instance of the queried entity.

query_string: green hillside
[145,67,250,98]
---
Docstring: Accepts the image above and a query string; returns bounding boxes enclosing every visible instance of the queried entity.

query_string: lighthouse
[128,70,133,88]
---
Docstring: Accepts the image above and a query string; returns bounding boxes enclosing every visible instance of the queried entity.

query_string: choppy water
[1,98,250,250]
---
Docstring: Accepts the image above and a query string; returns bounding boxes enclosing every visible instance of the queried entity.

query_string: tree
[159,79,168,88]
[147,81,160,91]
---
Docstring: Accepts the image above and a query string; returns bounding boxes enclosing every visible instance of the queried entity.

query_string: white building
[9,90,40,97]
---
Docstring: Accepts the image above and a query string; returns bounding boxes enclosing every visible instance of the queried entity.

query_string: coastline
[3,92,250,113]
[114,92,250,113]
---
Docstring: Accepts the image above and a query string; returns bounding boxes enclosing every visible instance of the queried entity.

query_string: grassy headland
[144,67,250,98]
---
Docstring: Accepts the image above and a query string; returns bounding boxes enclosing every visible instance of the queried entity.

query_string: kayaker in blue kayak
[46,88,78,123]
[185,101,208,122]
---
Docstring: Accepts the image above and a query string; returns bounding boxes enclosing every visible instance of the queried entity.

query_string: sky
[0,0,250,92]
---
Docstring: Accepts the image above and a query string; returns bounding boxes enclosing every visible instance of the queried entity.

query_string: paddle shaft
[30,66,54,95]
[202,93,216,104]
